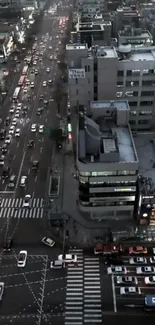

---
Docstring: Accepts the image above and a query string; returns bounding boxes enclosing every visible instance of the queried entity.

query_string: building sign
[69,69,85,79]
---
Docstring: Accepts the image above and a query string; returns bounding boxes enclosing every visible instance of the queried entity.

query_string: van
[50,260,63,269]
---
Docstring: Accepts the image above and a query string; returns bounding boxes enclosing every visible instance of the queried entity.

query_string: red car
[94,243,123,255]
[129,246,148,255]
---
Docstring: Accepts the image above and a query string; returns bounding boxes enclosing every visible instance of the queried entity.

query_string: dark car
[3,238,12,252]
[8,174,16,188]
[5,117,10,126]
[2,166,10,178]
[2,144,8,154]
[0,129,6,140]
[27,140,34,148]
[104,256,123,266]
[36,107,43,115]
[32,160,39,170]
[39,95,44,100]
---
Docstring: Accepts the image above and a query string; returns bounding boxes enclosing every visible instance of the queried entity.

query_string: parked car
[42,237,55,247]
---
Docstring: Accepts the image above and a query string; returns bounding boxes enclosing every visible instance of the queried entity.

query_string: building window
[117,81,123,87]
[75,78,78,84]
[129,101,137,107]
[140,101,153,106]
[76,89,79,95]
[130,111,136,115]
[85,66,87,72]
[88,65,90,72]
[138,120,150,125]
[139,111,152,116]
[116,92,123,98]
[141,91,154,97]
[94,75,97,82]
[143,69,149,75]
[126,81,139,87]
[142,80,155,86]
[127,70,132,76]
[132,70,140,75]
[130,120,136,125]
[125,91,138,97]
[117,70,124,76]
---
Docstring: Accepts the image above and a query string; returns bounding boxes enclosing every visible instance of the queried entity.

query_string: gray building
[77,100,139,223]
[76,0,104,19]
[118,27,153,48]
[114,7,141,36]
[66,43,155,130]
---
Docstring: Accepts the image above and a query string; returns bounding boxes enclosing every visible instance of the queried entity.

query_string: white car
[17,250,27,267]
[50,55,53,60]
[0,282,4,300]
[17,103,22,109]
[0,156,4,166]
[120,287,141,295]
[30,82,34,88]
[15,128,21,137]
[136,266,155,274]
[9,126,15,134]
[107,266,127,275]
[31,124,37,132]
[39,125,44,133]
[150,257,155,264]
[129,257,147,265]
[116,276,138,285]
[58,254,77,263]
[23,87,28,93]
[23,195,31,207]
[20,175,27,187]
[5,135,12,144]
[9,107,15,114]
[33,61,37,65]
[12,118,18,126]
[42,237,55,247]
[46,67,50,72]
[15,112,20,118]
[145,276,155,284]
[43,81,47,86]
[49,46,52,50]
[153,248,155,254]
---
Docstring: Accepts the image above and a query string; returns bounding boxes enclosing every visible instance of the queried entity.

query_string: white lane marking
[112,275,117,312]
[15,151,26,190]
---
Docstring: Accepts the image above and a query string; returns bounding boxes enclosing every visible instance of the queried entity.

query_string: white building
[66,43,155,130]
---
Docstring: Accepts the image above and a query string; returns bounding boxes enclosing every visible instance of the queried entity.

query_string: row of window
[79,199,134,207]
[118,69,155,77]
[116,91,155,98]
[79,171,137,177]
[130,120,150,125]
[117,80,155,87]
[130,111,152,116]
[129,101,153,107]
[79,181,136,187]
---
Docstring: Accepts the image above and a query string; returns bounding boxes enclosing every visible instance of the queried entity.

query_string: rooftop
[119,29,152,38]
[90,46,117,58]
[78,100,138,165]
[66,43,87,50]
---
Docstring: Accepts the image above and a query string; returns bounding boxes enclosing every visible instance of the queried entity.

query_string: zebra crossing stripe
[0,198,44,219]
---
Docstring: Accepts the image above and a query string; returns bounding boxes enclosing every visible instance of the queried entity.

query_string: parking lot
[0,252,66,325]
[100,245,155,314]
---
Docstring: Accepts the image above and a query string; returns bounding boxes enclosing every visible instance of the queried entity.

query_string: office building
[114,7,141,36]
[76,0,104,19]
[66,43,155,130]
[77,100,139,223]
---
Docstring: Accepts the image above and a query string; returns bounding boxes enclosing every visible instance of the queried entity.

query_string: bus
[18,75,25,86]
[12,87,20,101]
[22,65,28,75]
[144,295,155,311]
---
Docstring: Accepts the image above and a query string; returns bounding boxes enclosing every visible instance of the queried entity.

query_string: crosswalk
[0,198,44,219]
[65,249,102,325]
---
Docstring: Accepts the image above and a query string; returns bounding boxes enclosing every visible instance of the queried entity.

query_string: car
[55,48,59,52]
[30,82,34,88]
[43,81,47,86]
[2,144,8,154]
[49,55,53,60]
[35,69,38,75]
[39,95,44,100]
[49,46,52,50]
[0,155,4,166]
[23,87,28,93]
[0,282,4,300]
[5,135,12,144]
[20,175,27,187]
[129,246,148,255]
[39,125,44,133]
[150,257,155,264]
[3,238,12,252]
[104,256,123,266]
[58,254,77,263]
[107,266,127,275]
[32,160,39,170]
[145,276,155,284]
[9,106,15,114]
[50,260,63,269]
[36,107,43,115]
[46,67,50,72]
[48,80,53,85]
[23,195,31,207]
[42,237,55,247]
[17,103,22,109]
[31,124,37,132]
[120,287,141,295]
[129,257,147,265]
[15,112,20,118]
[26,79,30,86]
[43,100,48,105]
[54,55,57,60]
[2,166,10,178]
[33,61,37,65]
[116,276,138,285]
[136,266,155,274]
[27,140,34,148]
[12,118,18,126]
[15,128,21,137]
[8,174,16,188]
[17,250,27,267]
[9,125,15,134]
[5,117,10,126]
